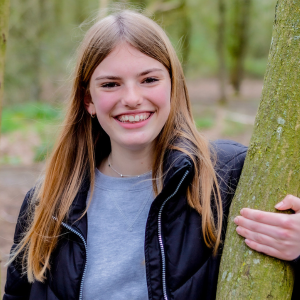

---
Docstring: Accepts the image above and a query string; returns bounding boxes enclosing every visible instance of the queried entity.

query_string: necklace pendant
[121,174,123,177]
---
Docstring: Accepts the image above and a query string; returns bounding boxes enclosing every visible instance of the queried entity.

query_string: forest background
[0,0,278,294]
[1,0,277,164]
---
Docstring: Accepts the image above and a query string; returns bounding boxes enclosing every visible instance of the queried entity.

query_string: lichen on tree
[216,0,300,298]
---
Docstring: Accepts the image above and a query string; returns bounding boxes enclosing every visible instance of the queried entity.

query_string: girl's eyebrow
[138,68,164,76]
[95,75,121,81]
[95,68,164,81]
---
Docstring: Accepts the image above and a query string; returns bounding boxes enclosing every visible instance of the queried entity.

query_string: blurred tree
[32,0,48,101]
[217,0,300,298]
[75,0,88,24]
[244,0,277,77]
[54,0,63,25]
[3,0,99,104]
[227,0,251,94]
[5,0,49,102]
[151,0,191,71]
[2,0,279,106]
[217,0,226,103]
[0,0,10,132]
[111,0,191,71]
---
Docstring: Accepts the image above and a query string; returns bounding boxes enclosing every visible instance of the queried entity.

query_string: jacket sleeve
[3,190,34,300]
[291,255,300,299]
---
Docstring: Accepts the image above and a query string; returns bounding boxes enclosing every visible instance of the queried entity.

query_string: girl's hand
[234,195,300,261]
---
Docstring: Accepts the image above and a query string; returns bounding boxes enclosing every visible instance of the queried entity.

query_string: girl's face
[86,43,171,152]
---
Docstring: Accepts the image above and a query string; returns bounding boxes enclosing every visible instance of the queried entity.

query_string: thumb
[275,195,300,213]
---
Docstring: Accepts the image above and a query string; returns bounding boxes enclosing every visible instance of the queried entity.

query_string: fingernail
[234,217,239,224]
[245,239,250,245]
[240,209,244,215]
[275,201,283,209]
[236,226,241,234]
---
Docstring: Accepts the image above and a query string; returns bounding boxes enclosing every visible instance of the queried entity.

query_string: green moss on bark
[216,0,300,298]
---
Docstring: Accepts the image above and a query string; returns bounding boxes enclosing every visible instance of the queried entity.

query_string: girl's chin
[123,142,153,151]
[116,139,155,151]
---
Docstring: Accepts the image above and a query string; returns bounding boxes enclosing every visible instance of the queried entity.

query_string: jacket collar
[66,148,194,236]
[163,148,193,187]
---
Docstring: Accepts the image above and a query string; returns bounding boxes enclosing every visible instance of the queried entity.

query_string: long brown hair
[11,8,222,282]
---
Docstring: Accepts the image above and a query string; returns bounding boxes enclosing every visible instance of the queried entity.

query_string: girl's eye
[101,82,119,88]
[143,77,159,84]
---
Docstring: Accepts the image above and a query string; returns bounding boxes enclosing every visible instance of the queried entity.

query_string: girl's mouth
[115,112,153,124]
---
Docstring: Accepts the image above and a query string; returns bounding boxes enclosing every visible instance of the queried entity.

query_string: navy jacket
[4,140,300,299]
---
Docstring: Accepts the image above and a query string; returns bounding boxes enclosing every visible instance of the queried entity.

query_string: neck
[99,144,153,178]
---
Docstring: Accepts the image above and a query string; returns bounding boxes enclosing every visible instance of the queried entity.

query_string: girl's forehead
[105,43,148,61]
[91,43,168,78]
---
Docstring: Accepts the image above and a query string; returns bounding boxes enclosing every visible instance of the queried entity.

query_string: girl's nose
[121,85,142,108]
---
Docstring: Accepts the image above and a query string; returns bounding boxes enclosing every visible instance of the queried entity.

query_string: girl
[4,9,300,300]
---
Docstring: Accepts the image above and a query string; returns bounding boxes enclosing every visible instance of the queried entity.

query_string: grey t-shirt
[82,169,154,300]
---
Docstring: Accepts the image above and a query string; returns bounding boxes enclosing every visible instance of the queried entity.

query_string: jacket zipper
[158,170,189,300]
[59,221,88,300]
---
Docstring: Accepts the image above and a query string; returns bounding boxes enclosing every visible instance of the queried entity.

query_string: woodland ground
[0,78,263,295]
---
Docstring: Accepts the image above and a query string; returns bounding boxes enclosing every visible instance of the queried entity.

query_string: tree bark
[227,0,251,94]
[216,0,300,298]
[0,0,10,134]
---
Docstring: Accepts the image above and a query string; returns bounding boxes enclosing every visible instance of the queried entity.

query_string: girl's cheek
[94,94,116,112]
[149,86,171,107]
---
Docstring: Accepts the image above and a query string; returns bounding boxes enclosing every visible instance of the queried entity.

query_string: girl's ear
[84,93,96,116]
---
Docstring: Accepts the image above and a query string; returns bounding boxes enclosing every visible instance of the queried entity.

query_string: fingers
[235,222,299,260]
[243,239,291,261]
[234,195,300,261]
[236,226,277,247]
[234,215,294,240]
[275,195,300,213]
[238,208,293,228]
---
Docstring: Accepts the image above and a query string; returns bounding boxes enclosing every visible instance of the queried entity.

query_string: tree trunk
[216,0,300,298]
[227,0,251,94]
[176,0,191,72]
[32,0,47,102]
[74,0,86,25]
[152,0,191,72]
[217,0,226,104]
[54,0,63,25]
[0,0,10,134]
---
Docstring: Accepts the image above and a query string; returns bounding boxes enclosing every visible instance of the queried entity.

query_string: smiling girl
[4,9,300,300]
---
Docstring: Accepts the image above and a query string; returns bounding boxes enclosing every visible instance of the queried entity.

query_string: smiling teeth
[118,113,151,123]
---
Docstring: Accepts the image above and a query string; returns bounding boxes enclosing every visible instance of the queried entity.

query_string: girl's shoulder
[211,139,248,168]
[13,188,36,243]
[211,140,248,201]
